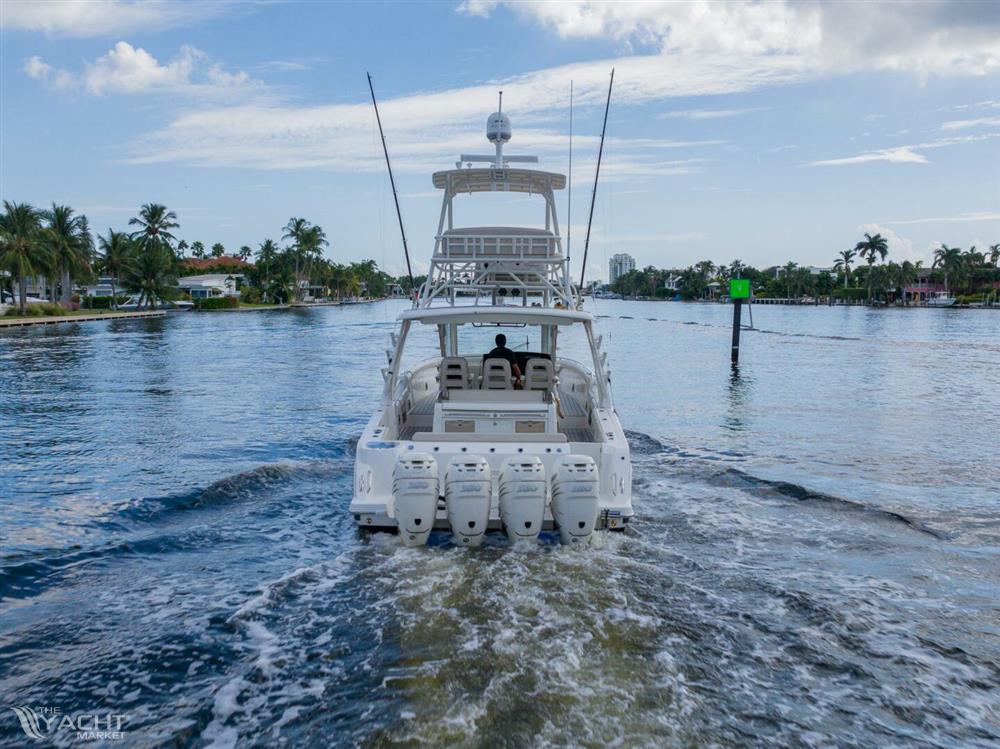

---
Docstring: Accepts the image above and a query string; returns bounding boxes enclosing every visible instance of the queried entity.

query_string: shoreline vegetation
[1,200,421,319]
[606,233,1000,307]
[4,203,998,320]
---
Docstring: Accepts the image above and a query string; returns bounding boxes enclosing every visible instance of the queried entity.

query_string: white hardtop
[433,168,566,194]
[417,105,576,309]
[399,304,592,326]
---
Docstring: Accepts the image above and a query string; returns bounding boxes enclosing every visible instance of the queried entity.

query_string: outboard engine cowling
[392,454,439,547]
[499,456,546,542]
[445,456,492,547]
[550,455,600,546]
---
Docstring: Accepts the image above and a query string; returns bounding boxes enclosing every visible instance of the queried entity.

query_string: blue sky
[2,0,998,282]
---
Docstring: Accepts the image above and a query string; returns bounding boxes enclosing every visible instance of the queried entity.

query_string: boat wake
[1,434,997,748]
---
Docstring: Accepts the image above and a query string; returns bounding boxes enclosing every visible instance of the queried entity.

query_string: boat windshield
[442,322,549,358]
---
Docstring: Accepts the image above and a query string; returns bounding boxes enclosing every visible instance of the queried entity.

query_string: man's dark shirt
[485,346,517,370]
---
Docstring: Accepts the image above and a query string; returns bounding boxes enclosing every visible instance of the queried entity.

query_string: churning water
[1,301,997,748]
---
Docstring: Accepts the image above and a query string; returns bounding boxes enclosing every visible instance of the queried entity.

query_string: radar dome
[487,112,511,144]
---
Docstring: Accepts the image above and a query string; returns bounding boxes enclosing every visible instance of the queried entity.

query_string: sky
[1,0,999,282]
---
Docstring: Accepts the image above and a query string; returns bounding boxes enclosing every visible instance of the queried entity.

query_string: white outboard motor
[499,456,546,542]
[550,455,600,546]
[392,453,439,547]
[445,456,492,547]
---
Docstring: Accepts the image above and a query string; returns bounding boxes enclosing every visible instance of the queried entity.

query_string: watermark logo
[11,707,45,740]
[10,706,128,742]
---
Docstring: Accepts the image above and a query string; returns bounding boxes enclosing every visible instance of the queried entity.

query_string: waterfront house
[176,273,244,299]
[903,268,946,302]
[663,274,682,292]
[83,276,119,297]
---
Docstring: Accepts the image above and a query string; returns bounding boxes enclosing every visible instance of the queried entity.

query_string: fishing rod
[367,72,414,291]
[566,80,574,301]
[579,68,614,292]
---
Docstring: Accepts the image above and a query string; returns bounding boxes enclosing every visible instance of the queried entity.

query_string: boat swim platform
[0,310,168,328]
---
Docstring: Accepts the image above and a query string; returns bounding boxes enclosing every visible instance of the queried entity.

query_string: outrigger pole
[579,68,614,293]
[367,72,414,290]
[566,80,574,301]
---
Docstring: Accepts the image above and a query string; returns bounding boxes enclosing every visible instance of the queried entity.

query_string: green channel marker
[730,278,751,299]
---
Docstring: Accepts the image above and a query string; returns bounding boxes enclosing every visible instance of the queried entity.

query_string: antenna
[367,72,414,291]
[580,68,614,292]
[566,80,574,299]
[498,90,503,115]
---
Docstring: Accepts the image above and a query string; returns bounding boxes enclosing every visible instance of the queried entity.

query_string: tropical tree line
[609,233,1000,304]
[0,200,185,313]
[1,200,415,314]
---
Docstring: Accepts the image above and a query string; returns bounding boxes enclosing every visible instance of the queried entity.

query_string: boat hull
[350,411,633,536]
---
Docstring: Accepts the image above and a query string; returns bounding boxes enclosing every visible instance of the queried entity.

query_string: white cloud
[808,146,928,167]
[25,42,268,101]
[884,212,1000,226]
[1,0,238,38]
[459,1,1000,78]
[859,224,923,263]
[769,144,796,153]
[128,47,797,170]
[659,107,763,120]
[23,55,51,80]
[941,116,1000,130]
[85,42,199,95]
[940,99,1000,112]
[808,133,1000,167]
[612,232,707,243]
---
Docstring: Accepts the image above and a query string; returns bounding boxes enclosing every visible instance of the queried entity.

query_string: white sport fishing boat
[351,97,633,547]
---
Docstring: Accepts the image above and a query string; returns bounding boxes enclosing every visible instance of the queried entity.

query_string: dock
[0,310,167,328]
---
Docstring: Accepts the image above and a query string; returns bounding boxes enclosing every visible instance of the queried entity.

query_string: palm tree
[98,229,132,309]
[988,244,1000,268]
[868,263,891,302]
[129,203,178,250]
[301,225,328,292]
[782,261,798,297]
[176,239,189,258]
[855,233,889,266]
[0,201,47,315]
[854,233,888,301]
[891,260,919,304]
[122,241,176,310]
[834,249,856,288]
[191,241,206,259]
[932,244,963,293]
[210,242,225,258]
[41,204,92,304]
[255,239,279,303]
[282,217,312,299]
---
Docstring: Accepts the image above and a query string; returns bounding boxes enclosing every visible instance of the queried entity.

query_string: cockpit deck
[390,350,600,445]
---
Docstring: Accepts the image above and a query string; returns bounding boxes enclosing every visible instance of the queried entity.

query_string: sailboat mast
[579,68,614,292]
[367,72,414,290]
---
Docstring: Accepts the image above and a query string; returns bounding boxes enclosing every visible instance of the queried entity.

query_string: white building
[663,273,682,292]
[608,253,636,285]
[83,276,119,297]
[176,274,244,299]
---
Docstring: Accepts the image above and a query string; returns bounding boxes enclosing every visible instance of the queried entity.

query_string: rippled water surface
[1,301,998,748]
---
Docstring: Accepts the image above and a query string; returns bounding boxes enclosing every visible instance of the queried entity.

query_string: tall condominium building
[608,253,636,285]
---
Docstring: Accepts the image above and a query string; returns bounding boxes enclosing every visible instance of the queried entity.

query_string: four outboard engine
[550,455,600,546]
[499,456,547,542]
[445,456,492,546]
[392,454,440,547]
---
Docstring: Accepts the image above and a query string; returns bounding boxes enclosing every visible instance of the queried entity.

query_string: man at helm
[485,333,522,383]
